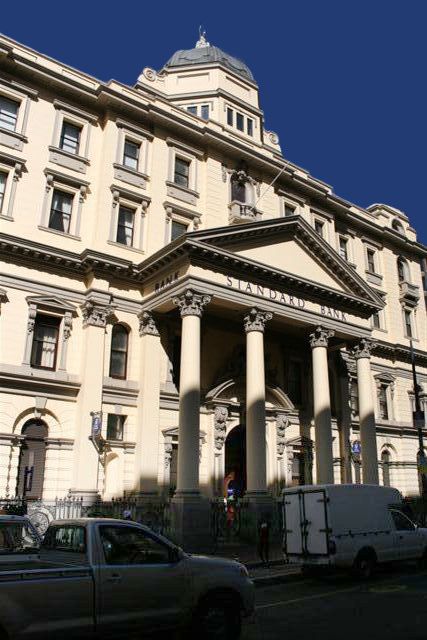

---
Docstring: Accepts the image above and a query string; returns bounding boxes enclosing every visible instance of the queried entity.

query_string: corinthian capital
[173,289,211,318]
[81,298,115,328]
[244,307,273,333]
[309,325,334,348]
[138,311,160,336]
[353,338,376,360]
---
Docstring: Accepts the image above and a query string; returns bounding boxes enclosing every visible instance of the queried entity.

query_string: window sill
[107,240,144,255]
[0,127,27,152]
[113,163,148,189]
[38,225,81,241]
[365,270,383,286]
[166,180,199,206]
[0,214,13,221]
[48,146,89,174]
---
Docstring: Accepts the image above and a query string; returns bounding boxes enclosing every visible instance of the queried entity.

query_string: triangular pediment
[26,295,76,313]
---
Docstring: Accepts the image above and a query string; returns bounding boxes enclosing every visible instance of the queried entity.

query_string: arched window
[397,257,409,283]
[231,175,247,203]
[109,324,129,379]
[381,449,391,487]
[17,419,48,499]
[392,219,405,235]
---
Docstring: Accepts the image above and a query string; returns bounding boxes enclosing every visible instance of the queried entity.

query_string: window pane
[186,106,197,115]
[60,122,81,155]
[116,206,134,246]
[397,259,406,282]
[231,179,246,203]
[315,220,324,236]
[227,108,233,126]
[99,526,171,565]
[247,118,253,136]
[174,158,190,188]
[372,312,380,329]
[367,249,376,272]
[49,190,72,233]
[236,113,244,131]
[201,105,209,120]
[30,315,60,369]
[378,385,389,420]
[284,203,295,217]
[109,325,128,378]
[339,237,348,260]
[107,414,125,441]
[0,171,6,212]
[0,96,19,132]
[123,140,140,170]
[171,220,187,241]
[404,310,412,337]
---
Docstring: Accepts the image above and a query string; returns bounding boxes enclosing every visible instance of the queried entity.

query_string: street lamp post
[410,341,427,498]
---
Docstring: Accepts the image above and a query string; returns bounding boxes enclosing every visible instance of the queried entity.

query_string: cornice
[372,341,427,367]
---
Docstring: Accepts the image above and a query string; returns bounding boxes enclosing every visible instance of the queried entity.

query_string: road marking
[369,585,407,593]
[256,586,360,609]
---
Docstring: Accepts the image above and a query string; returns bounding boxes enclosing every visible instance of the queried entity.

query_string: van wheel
[192,596,241,640]
[353,552,376,580]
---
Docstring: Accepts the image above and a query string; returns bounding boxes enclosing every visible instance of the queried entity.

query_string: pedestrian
[122,509,132,520]
[257,514,270,567]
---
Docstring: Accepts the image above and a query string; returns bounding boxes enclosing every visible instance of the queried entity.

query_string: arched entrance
[224,425,246,497]
[16,419,48,499]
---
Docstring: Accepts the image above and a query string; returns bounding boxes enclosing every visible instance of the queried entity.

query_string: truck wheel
[353,552,376,580]
[192,596,241,640]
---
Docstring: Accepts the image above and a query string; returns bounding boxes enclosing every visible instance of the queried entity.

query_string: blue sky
[2,0,426,242]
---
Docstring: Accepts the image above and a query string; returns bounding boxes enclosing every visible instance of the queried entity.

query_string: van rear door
[283,489,330,558]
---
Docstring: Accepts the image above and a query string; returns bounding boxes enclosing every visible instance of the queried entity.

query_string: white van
[282,484,427,578]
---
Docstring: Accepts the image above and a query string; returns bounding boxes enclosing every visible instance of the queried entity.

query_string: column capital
[244,307,273,333]
[173,289,211,317]
[353,337,376,360]
[309,325,334,348]
[81,297,115,328]
[138,310,160,336]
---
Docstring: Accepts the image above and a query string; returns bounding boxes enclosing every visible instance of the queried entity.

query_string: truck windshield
[0,521,40,554]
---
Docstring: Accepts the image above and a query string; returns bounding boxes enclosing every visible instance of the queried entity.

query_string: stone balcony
[228,201,261,225]
[399,280,420,306]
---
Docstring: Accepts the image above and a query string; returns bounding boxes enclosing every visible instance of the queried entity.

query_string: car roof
[48,518,152,530]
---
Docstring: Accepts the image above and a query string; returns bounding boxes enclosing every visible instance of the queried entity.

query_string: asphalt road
[244,565,427,640]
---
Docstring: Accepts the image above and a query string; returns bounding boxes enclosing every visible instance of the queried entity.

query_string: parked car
[282,484,427,578]
[0,516,254,639]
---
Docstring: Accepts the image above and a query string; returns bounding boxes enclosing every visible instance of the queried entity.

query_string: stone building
[0,31,426,542]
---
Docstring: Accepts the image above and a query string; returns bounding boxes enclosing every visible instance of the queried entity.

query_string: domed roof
[163,34,255,83]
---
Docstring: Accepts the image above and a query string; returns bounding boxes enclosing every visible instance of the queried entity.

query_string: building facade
[0,32,426,539]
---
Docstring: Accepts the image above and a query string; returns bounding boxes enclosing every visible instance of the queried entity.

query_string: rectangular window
[339,237,348,260]
[107,414,126,441]
[404,309,412,338]
[116,206,135,247]
[0,95,19,132]
[288,361,303,405]
[59,121,82,155]
[367,249,376,273]
[0,171,6,213]
[378,385,389,420]
[49,189,73,234]
[174,157,190,188]
[372,311,380,329]
[350,380,359,416]
[236,113,244,132]
[186,105,197,115]
[171,220,187,241]
[314,220,324,236]
[247,118,254,136]
[200,105,209,120]
[227,107,233,126]
[123,139,140,170]
[284,203,296,217]
[30,314,61,370]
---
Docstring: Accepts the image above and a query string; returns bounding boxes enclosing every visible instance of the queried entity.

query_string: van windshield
[0,521,40,554]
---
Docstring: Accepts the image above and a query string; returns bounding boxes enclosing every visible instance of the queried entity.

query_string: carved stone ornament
[81,299,115,328]
[276,413,289,456]
[244,307,273,333]
[267,131,280,145]
[214,406,228,452]
[353,338,376,360]
[164,442,173,468]
[63,314,73,340]
[309,325,335,348]
[138,311,160,337]
[27,306,37,334]
[143,67,157,82]
[173,289,211,318]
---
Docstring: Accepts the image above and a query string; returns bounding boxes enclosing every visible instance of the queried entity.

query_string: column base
[170,492,212,552]
[68,489,99,507]
[241,493,276,543]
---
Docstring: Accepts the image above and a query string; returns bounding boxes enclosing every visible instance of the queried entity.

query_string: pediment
[26,295,76,313]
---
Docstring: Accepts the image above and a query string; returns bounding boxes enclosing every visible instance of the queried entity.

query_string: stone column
[353,338,379,484]
[171,289,211,548]
[70,296,114,505]
[244,307,272,496]
[309,325,335,484]
[213,405,228,496]
[135,311,162,499]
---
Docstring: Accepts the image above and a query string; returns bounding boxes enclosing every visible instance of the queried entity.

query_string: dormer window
[185,104,209,120]
[226,106,255,137]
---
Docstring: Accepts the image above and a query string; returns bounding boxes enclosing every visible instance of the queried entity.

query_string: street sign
[91,411,102,438]
[351,440,361,455]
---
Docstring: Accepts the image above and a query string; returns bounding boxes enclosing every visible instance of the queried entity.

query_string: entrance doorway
[224,424,246,498]
[16,419,48,499]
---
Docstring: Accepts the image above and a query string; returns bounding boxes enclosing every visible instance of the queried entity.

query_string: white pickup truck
[282,484,427,578]
[0,516,254,639]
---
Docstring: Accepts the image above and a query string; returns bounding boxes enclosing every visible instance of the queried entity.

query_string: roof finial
[196,25,210,48]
